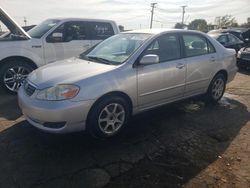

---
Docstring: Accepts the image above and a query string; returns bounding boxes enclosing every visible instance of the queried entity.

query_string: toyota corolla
[18,29,237,138]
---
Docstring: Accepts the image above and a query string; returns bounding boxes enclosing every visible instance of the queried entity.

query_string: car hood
[28,58,117,89]
[0,7,31,39]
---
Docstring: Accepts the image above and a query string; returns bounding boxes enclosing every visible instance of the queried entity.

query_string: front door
[137,34,186,109]
[43,21,92,64]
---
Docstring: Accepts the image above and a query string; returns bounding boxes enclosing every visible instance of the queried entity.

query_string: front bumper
[18,85,95,134]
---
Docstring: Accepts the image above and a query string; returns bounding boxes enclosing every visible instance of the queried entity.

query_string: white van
[0,7,120,93]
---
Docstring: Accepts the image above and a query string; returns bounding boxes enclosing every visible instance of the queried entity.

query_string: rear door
[181,33,217,97]
[43,21,91,64]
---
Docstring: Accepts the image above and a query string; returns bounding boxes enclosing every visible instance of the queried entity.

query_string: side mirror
[47,32,63,43]
[139,54,159,65]
[52,32,63,38]
[244,38,249,43]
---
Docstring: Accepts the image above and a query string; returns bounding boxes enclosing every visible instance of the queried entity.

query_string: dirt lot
[0,71,250,188]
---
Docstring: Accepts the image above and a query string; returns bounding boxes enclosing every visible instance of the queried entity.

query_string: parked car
[208,29,248,43]
[237,47,250,69]
[208,33,246,52]
[0,7,119,93]
[18,29,237,138]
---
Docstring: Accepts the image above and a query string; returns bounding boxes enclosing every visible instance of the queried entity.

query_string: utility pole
[24,17,27,26]
[181,5,187,25]
[150,3,157,29]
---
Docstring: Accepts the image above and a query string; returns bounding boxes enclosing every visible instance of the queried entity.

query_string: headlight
[36,84,80,101]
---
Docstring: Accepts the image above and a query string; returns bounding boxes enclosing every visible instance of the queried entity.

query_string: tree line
[174,15,250,32]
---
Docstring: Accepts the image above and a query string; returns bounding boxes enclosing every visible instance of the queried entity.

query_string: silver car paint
[18,29,237,133]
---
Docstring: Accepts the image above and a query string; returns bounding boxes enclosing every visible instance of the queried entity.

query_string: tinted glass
[217,35,228,43]
[228,34,241,43]
[48,21,88,42]
[89,22,114,40]
[143,34,180,62]
[183,34,209,57]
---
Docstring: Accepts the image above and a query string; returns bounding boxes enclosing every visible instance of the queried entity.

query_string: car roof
[124,28,204,35]
[48,18,116,23]
[209,32,232,37]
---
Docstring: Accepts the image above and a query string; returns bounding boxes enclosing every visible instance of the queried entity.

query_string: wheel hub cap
[98,103,125,135]
[212,78,224,100]
[3,66,31,92]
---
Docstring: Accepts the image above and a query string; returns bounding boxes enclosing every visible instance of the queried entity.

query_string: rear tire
[87,96,131,139]
[0,60,34,94]
[205,73,226,104]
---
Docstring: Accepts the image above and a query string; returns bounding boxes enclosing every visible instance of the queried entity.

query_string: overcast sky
[0,0,249,30]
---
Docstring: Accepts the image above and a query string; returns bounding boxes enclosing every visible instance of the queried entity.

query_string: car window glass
[228,34,241,43]
[48,21,88,42]
[207,40,216,53]
[217,35,228,44]
[28,19,60,39]
[143,34,180,62]
[89,22,114,40]
[183,34,209,57]
[85,33,152,64]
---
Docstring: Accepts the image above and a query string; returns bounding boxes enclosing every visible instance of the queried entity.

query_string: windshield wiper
[87,56,113,65]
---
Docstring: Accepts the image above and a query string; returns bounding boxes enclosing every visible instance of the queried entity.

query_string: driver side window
[47,21,88,43]
[142,34,181,62]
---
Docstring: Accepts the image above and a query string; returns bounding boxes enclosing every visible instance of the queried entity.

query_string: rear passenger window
[228,34,241,43]
[143,34,181,62]
[217,35,228,44]
[89,22,114,40]
[208,40,216,53]
[183,34,214,57]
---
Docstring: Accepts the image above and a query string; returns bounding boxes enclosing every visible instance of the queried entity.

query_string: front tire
[0,60,34,94]
[205,73,226,104]
[87,96,131,138]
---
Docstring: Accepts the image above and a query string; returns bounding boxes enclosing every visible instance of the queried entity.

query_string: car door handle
[176,63,185,69]
[210,57,216,62]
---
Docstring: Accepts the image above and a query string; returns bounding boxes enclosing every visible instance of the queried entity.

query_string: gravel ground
[0,71,250,188]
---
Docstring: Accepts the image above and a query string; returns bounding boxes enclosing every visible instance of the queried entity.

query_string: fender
[0,43,45,67]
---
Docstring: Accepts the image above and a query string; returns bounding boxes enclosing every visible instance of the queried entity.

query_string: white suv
[0,7,119,93]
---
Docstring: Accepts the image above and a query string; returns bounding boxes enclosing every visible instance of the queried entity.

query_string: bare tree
[215,15,238,28]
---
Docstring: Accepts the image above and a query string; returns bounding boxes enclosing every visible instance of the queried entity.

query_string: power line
[150,3,157,29]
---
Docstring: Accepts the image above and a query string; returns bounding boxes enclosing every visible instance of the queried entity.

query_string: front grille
[24,82,36,96]
[241,53,250,60]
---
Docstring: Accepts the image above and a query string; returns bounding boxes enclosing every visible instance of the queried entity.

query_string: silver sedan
[18,29,237,138]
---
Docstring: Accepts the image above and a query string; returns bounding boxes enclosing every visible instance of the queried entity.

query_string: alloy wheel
[4,66,31,92]
[211,78,225,100]
[98,103,125,135]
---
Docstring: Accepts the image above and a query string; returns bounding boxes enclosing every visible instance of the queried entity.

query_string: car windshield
[80,33,152,65]
[28,19,60,38]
